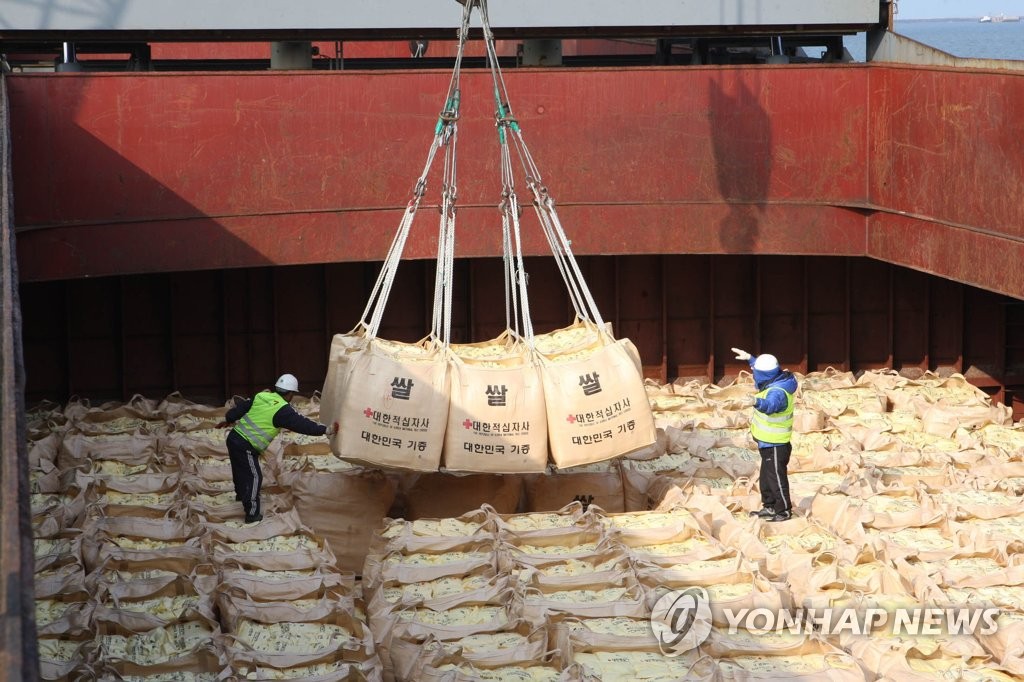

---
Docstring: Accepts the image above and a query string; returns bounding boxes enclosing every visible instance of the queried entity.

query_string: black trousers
[758,442,792,512]
[227,431,264,518]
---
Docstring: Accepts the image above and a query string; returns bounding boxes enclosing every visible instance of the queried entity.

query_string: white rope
[530,187,586,320]
[477,0,606,332]
[431,138,455,340]
[542,189,605,328]
[508,188,535,342]
[362,0,472,339]
[501,209,515,335]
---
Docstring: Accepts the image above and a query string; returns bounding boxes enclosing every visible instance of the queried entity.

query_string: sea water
[844,19,1024,62]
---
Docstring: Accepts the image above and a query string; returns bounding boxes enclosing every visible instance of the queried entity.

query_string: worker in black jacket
[220,373,337,523]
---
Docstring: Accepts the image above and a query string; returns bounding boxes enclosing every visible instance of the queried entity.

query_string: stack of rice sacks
[28,393,382,681]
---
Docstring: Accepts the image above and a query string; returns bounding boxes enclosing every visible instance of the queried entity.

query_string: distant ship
[980,13,1022,22]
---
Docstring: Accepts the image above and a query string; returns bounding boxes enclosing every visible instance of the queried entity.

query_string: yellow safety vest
[233,391,286,452]
[750,386,794,445]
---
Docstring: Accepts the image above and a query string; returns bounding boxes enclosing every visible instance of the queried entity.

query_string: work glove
[736,396,756,409]
[324,422,339,438]
[731,347,752,361]
[215,421,231,429]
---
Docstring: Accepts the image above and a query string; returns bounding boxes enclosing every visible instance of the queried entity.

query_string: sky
[895,0,1024,19]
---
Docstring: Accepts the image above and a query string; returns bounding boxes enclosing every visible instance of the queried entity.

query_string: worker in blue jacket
[219,373,336,523]
[732,348,798,522]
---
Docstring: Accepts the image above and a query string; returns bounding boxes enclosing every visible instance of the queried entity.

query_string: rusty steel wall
[9,65,1024,302]
[866,65,1024,301]
[19,255,1021,418]
[9,66,869,282]
[7,63,1024,409]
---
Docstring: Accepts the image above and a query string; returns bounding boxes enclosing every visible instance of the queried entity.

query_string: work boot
[244,512,263,524]
[748,507,775,519]
[767,510,792,523]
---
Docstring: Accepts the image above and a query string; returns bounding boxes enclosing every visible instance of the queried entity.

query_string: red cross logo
[363,407,373,418]
[463,419,473,429]
[566,414,577,423]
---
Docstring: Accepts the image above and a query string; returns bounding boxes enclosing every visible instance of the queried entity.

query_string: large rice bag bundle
[286,467,397,574]
[29,432,61,470]
[365,538,497,592]
[370,576,514,654]
[94,620,222,677]
[937,489,1024,521]
[320,328,369,436]
[32,486,88,535]
[163,428,228,459]
[206,510,337,572]
[881,371,990,410]
[368,567,505,620]
[977,612,1024,675]
[549,615,660,656]
[82,515,205,572]
[857,488,944,530]
[92,555,216,599]
[27,399,68,441]
[536,322,656,468]
[841,628,987,681]
[523,468,625,514]
[72,394,164,435]
[402,473,523,519]
[619,524,731,566]
[500,528,611,566]
[220,566,353,603]
[975,424,1024,460]
[867,520,967,563]
[162,407,227,434]
[34,533,82,575]
[386,602,515,650]
[370,508,494,565]
[490,502,590,538]
[509,550,630,590]
[218,591,357,638]
[389,623,547,682]
[89,473,184,519]
[716,640,866,681]
[99,649,231,682]
[34,590,93,638]
[158,391,226,420]
[58,431,160,472]
[600,508,701,544]
[567,650,718,682]
[335,337,450,471]
[802,385,888,417]
[38,633,94,681]
[917,400,1012,438]
[34,563,86,602]
[93,574,217,632]
[443,338,548,474]
[515,574,648,622]
[274,441,357,476]
[703,624,811,660]
[420,657,564,682]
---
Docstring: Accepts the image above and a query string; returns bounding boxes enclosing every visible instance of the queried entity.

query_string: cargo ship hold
[3,0,1024,678]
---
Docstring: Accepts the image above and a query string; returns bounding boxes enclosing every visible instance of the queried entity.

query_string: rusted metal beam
[867,213,1024,302]
[15,204,869,281]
